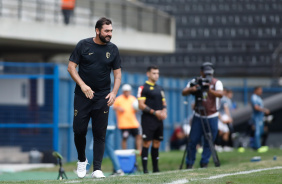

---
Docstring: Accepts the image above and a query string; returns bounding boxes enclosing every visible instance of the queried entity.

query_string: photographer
[182,62,223,169]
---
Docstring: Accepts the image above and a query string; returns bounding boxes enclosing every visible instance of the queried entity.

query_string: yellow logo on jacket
[106,52,110,59]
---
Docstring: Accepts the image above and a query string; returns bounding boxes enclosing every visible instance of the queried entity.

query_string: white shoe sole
[77,173,86,178]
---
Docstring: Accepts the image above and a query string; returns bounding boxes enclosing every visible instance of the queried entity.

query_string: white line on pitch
[166,166,282,184]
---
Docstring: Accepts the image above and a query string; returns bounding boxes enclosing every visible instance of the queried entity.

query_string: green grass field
[1,148,282,184]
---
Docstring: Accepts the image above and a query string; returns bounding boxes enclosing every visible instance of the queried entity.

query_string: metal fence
[0,0,173,35]
[0,62,59,153]
[0,62,188,162]
[1,62,282,162]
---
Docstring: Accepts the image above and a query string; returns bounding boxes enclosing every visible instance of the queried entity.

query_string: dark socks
[261,132,268,146]
[151,147,159,172]
[141,147,149,173]
[222,140,227,147]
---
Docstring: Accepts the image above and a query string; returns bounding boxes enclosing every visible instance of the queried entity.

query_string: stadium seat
[121,0,281,77]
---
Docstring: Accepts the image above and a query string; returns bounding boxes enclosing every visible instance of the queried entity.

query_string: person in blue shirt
[250,86,270,150]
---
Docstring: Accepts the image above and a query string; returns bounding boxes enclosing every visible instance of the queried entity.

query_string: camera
[190,74,212,92]
[190,62,214,102]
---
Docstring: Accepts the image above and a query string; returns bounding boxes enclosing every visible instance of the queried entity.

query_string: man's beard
[99,33,111,43]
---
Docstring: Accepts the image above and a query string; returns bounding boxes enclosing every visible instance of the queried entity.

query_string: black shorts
[121,128,140,139]
[141,116,163,141]
[73,94,109,136]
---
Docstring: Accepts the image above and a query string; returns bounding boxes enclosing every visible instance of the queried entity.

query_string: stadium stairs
[0,146,29,163]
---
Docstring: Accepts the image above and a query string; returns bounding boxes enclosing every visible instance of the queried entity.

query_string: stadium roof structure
[0,0,175,62]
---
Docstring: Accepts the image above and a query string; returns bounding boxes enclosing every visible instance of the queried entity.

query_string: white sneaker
[91,170,106,178]
[215,145,223,152]
[77,159,89,178]
[223,146,234,152]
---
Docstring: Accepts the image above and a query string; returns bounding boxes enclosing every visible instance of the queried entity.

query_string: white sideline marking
[166,166,282,184]
[167,179,188,184]
[199,166,282,180]
[64,181,81,183]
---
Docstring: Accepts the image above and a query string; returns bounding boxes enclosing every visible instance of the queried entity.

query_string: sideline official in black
[138,65,167,174]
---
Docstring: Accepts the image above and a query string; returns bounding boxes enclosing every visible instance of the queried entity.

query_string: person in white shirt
[182,62,223,169]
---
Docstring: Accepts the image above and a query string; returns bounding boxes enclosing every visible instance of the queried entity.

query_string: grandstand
[122,0,282,78]
[127,0,282,147]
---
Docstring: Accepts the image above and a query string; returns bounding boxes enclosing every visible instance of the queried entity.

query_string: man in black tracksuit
[67,17,121,178]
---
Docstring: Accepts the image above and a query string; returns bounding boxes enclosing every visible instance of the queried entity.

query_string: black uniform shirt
[69,37,121,98]
[138,81,165,119]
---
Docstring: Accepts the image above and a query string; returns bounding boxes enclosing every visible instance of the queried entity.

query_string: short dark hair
[254,86,262,91]
[95,17,112,31]
[147,65,159,72]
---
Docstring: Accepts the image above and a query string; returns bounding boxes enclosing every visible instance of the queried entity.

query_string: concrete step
[0,163,55,172]
[0,153,29,164]
[0,146,30,163]
[0,146,21,153]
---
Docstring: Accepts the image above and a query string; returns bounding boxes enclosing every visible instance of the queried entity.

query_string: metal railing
[0,0,173,35]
